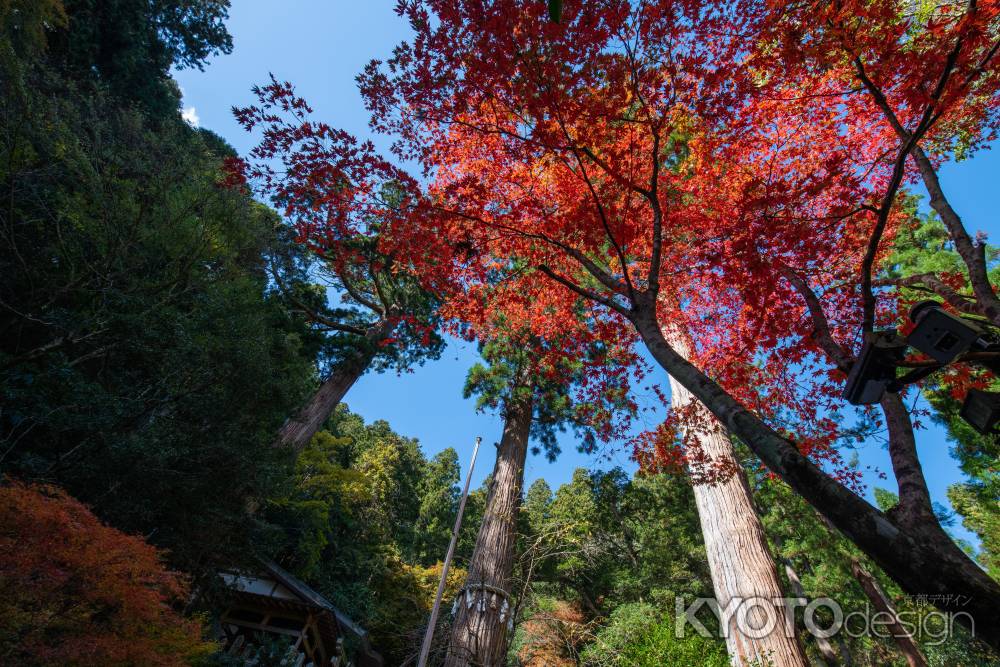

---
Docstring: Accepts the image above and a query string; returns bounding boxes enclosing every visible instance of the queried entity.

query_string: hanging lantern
[960,389,1000,434]
[907,301,987,364]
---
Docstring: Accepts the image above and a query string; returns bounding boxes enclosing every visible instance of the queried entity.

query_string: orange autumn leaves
[0,481,214,666]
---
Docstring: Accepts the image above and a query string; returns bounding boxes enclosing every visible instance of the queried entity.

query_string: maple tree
[755,0,1000,325]
[0,480,213,665]
[230,0,1000,653]
[348,0,1000,649]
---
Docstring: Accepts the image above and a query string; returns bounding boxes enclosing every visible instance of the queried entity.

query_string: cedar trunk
[273,348,375,453]
[445,380,533,666]
[850,559,928,667]
[630,306,1000,648]
[666,328,809,667]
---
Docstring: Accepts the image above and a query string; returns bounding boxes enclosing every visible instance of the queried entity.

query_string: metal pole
[417,436,482,667]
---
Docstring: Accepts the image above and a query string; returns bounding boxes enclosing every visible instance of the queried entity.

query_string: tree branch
[647,130,664,298]
[885,273,985,318]
[546,108,640,303]
[537,265,629,317]
[780,266,853,371]
[337,266,385,316]
[270,263,372,336]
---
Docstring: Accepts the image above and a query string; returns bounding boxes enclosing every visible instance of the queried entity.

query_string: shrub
[580,603,729,667]
[0,481,215,666]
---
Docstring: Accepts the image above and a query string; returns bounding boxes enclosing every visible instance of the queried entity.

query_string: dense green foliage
[45,0,232,117]
[0,1,323,584]
[520,468,712,613]
[0,5,460,662]
[274,231,446,379]
[507,467,725,664]
[464,338,631,461]
[269,406,468,664]
[579,603,729,667]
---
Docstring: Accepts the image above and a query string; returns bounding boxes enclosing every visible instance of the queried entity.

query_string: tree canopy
[3,1,1000,664]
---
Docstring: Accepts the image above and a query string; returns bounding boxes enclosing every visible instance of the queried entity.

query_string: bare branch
[647,130,664,297]
[579,146,652,198]
[538,265,629,317]
[883,273,986,318]
[860,135,914,333]
[780,265,853,371]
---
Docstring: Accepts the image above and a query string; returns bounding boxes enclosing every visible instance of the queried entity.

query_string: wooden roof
[222,561,383,667]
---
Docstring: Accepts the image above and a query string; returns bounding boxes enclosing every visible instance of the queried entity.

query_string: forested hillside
[2,2,1000,666]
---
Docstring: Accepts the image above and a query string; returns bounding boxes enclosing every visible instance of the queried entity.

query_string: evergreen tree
[447,335,633,665]
[0,42,318,581]
[47,0,233,117]
[270,406,466,665]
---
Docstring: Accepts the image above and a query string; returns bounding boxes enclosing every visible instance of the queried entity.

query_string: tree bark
[629,305,1000,649]
[273,344,378,453]
[782,557,843,667]
[879,393,938,528]
[445,377,534,666]
[850,559,928,667]
[665,326,809,667]
[909,145,1000,327]
[879,392,978,564]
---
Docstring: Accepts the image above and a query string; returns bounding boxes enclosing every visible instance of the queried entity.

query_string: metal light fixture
[843,331,907,405]
[907,300,987,364]
[907,301,1000,434]
[960,389,1000,435]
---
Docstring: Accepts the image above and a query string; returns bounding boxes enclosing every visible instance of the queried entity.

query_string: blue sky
[174,2,998,544]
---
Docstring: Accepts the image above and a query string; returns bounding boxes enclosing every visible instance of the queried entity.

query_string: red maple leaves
[237,0,1000,478]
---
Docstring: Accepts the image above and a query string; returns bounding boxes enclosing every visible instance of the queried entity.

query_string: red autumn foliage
[230,0,1000,488]
[232,0,1000,640]
[231,0,1000,500]
[351,0,1000,474]
[233,78,646,449]
[0,481,214,666]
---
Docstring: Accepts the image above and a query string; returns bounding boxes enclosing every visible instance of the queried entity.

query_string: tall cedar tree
[660,325,808,664]
[447,333,635,666]
[233,80,445,453]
